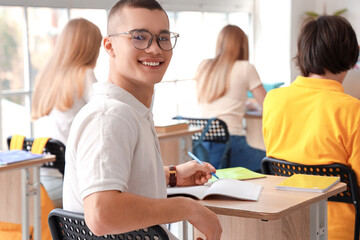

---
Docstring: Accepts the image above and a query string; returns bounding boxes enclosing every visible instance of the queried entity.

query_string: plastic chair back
[48,208,169,240]
[261,156,360,240]
[7,136,66,175]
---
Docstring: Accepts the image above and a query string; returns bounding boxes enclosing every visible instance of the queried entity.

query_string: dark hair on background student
[296,15,359,77]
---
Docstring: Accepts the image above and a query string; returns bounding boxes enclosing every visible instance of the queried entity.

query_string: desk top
[0,155,55,172]
[157,127,202,140]
[244,110,262,119]
[199,175,346,220]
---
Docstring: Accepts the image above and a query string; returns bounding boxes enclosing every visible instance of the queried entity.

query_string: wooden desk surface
[199,175,346,220]
[157,127,202,140]
[244,110,262,119]
[0,154,55,172]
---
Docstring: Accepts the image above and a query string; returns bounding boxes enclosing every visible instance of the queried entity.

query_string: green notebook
[209,167,266,182]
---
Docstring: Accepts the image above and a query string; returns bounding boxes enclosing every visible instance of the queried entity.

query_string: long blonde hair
[196,25,249,103]
[31,18,102,120]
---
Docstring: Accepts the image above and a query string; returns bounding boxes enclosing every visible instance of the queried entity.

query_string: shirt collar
[292,76,344,92]
[92,81,152,118]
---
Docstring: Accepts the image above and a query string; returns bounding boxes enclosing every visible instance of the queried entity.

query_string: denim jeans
[202,135,266,172]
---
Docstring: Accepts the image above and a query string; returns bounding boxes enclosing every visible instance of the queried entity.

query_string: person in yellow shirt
[262,15,360,240]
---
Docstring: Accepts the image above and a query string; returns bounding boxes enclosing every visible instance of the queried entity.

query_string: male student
[62,0,222,240]
[262,15,360,240]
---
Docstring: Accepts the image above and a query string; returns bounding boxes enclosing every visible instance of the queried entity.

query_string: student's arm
[83,191,222,240]
[164,160,217,186]
[251,84,266,108]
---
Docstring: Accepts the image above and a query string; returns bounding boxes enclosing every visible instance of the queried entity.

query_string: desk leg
[178,220,193,240]
[310,200,327,240]
[33,167,41,240]
[179,136,192,164]
[21,168,30,240]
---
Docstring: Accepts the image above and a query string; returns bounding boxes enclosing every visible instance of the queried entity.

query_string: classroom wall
[289,0,360,98]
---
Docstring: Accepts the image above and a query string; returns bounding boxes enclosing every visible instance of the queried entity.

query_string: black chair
[173,116,230,168]
[48,208,169,240]
[7,136,66,175]
[262,156,360,240]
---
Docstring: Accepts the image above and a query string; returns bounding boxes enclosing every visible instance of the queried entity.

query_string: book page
[167,184,211,199]
[204,178,262,201]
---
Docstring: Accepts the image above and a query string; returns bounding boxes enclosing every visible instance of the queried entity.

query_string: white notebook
[167,178,263,201]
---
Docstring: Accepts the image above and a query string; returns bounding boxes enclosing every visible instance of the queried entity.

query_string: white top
[63,81,167,212]
[198,60,262,136]
[34,68,97,145]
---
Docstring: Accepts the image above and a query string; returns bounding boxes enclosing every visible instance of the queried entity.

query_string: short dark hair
[296,15,359,77]
[107,0,165,33]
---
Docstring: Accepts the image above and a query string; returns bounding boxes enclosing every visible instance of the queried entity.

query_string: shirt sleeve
[246,63,262,91]
[75,107,138,200]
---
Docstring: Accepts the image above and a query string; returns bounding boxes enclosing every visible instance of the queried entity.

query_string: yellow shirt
[263,76,360,240]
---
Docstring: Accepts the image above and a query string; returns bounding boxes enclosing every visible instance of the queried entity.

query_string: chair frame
[173,116,231,168]
[262,156,360,240]
[48,208,169,240]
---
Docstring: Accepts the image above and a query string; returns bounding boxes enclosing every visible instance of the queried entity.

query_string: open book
[276,174,340,193]
[167,178,263,201]
[0,150,43,165]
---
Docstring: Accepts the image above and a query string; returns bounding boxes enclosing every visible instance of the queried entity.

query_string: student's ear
[103,36,115,57]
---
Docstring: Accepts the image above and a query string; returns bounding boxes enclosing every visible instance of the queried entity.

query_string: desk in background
[194,175,346,240]
[0,155,55,240]
[244,110,265,151]
[158,127,202,166]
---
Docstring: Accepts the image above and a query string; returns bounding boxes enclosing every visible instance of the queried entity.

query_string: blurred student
[263,16,360,240]
[31,18,102,207]
[195,24,266,171]
[62,0,222,239]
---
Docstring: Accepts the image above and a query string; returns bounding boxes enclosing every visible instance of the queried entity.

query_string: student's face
[106,7,172,88]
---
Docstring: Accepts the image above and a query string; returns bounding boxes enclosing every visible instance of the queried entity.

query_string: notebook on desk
[0,150,43,165]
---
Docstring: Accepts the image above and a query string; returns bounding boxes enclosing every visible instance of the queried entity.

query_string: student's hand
[187,199,222,240]
[176,160,216,186]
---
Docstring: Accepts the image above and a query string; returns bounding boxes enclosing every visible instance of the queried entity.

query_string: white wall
[289,0,360,98]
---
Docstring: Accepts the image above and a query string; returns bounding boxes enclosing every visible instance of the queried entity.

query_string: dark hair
[296,15,359,77]
[108,0,165,33]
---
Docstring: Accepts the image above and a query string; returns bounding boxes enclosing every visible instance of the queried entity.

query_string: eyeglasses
[108,29,179,51]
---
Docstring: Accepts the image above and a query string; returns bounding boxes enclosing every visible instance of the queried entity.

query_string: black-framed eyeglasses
[108,29,179,51]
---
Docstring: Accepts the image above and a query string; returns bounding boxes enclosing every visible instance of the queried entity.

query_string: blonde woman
[31,18,102,207]
[195,25,266,171]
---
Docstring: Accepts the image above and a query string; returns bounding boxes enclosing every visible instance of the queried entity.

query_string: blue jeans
[202,135,265,172]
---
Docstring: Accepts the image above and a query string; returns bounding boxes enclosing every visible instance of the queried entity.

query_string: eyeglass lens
[131,30,177,51]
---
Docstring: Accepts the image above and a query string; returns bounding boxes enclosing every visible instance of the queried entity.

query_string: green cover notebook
[209,167,266,182]
[276,174,340,193]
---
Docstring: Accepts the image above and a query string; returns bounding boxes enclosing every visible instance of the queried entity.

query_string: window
[0,3,251,150]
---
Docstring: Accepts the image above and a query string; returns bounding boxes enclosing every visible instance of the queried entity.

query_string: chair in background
[261,156,360,240]
[7,136,66,175]
[48,208,170,240]
[173,116,230,168]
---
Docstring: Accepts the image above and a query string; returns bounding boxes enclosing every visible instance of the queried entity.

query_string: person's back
[263,15,360,240]
[195,25,266,170]
[31,18,102,207]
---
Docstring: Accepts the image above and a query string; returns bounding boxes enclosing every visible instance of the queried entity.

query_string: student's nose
[145,37,162,54]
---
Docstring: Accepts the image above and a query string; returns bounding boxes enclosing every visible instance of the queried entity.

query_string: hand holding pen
[188,152,220,180]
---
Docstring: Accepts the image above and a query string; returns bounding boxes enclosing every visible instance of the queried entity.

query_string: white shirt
[63,81,167,212]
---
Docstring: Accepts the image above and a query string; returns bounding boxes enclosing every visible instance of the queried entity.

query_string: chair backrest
[173,116,229,143]
[262,156,360,240]
[7,136,66,175]
[48,208,169,240]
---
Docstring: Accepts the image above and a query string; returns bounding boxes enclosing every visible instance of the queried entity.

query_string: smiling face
[104,7,172,98]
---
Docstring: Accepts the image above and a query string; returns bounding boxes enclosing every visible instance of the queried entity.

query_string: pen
[187,151,219,180]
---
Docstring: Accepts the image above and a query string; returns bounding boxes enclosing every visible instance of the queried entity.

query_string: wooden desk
[244,110,265,150]
[0,155,55,240]
[194,175,346,240]
[158,127,202,166]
